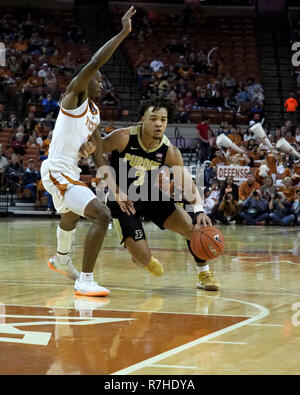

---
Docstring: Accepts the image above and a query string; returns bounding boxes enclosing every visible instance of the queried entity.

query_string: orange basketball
[190,226,225,261]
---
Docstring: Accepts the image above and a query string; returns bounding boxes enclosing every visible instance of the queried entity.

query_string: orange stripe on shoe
[60,103,89,118]
[61,173,89,188]
[47,260,72,279]
[74,290,109,297]
[49,171,68,197]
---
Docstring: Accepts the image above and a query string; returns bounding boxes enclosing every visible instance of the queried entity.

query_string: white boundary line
[111,297,269,375]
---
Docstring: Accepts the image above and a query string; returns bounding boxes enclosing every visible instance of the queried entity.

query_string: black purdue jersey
[109,124,171,201]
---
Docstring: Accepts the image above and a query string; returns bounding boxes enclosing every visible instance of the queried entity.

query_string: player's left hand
[121,6,136,36]
[195,212,212,227]
[80,141,96,158]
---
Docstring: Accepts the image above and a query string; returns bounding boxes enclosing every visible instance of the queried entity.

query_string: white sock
[197,264,210,273]
[79,272,94,282]
[57,226,76,255]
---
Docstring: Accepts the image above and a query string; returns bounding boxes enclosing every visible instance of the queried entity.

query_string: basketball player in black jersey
[81,97,220,291]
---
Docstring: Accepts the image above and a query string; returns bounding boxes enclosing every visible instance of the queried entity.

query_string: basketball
[190,226,225,261]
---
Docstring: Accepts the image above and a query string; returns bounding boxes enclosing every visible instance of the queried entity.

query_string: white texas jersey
[46,98,100,178]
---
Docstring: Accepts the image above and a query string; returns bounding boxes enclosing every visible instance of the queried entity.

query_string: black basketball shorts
[107,200,177,245]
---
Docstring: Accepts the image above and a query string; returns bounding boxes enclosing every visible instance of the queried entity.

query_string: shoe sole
[74,290,110,297]
[197,283,220,291]
[47,260,78,281]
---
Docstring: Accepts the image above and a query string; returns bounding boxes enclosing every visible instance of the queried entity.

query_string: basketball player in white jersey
[41,6,136,297]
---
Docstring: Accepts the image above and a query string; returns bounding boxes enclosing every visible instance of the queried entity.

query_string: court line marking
[0,303,254,319]
[111,297,269,375]
[204,340,247,344]
[249,323,283,327]
[1,280,300,298]
[150,364,197,369]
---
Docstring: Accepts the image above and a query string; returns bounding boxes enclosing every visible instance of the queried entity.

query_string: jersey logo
[214,234,222,243]
[135,230,144,240]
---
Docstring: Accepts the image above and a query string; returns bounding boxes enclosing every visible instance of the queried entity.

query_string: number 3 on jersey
[134,166,146,186]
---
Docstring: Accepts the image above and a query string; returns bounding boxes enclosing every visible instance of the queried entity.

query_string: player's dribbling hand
[121,6,136,36]
[116,191,136,216]
[80,141,96,158]
[195,213,212,227]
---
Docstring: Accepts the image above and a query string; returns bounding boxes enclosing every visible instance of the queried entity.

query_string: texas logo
[0,304,248,374]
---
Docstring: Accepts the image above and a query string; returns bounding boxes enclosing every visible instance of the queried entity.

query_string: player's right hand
[80,141,96,158]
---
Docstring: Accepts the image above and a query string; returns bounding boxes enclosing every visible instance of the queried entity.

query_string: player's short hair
[139,96,175,121]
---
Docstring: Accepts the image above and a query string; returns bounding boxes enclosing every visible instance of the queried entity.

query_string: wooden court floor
[0,217,299,375]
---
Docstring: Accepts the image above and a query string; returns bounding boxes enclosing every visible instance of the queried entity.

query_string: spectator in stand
[196,117,212,164]
[0,113,8,130]
[222,73,237,90]
[26,134,40,150]
[41,94,59,116]
[260,176,277,201]
[239,171,261,202]
[216,192,239,224]
[227,126,243,146]
[247,77,263,98]
[8,113,19,128]
[34,119,51,139]
[174,79,188,99]
[205,149,229,186]
[284,93,298,123]
[22,159,40,199]
[224,91,239,112]
[236,85,251,104]
[295,127,300,144]
[13,36,28,53]
[176,99,190,123]
[44,69,57,89]
[23,70,43,88]
[5,153,23,194]
[240,189,269,225]
[292,188,300,225]
[203,179,220,217]
[11,131,27,156]
[269,191,295,226]
[259,145,278,183]
[40,131,52,160]
[254,162,271,186]
[183,90,196,109]
[195,89,209,109]
[285,130,296,145]
[0,145,8,187]
[251,87,264,104]
[279,176,295,202]
[209,90,224,112]
[292,160,300,185]
[150,58,164,73]
[219,175,239,202]
[137,62,153,90]
[36,179,55,211]
[177,64,194,81]
[38,62,50,78]
[61,51,77,72]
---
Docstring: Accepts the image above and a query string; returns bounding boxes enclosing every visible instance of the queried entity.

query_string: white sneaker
[74,279,110,297]
[47,255,80,281]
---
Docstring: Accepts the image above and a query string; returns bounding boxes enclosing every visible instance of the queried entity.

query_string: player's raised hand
[80,141,96,158]
[121,6,136,36]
